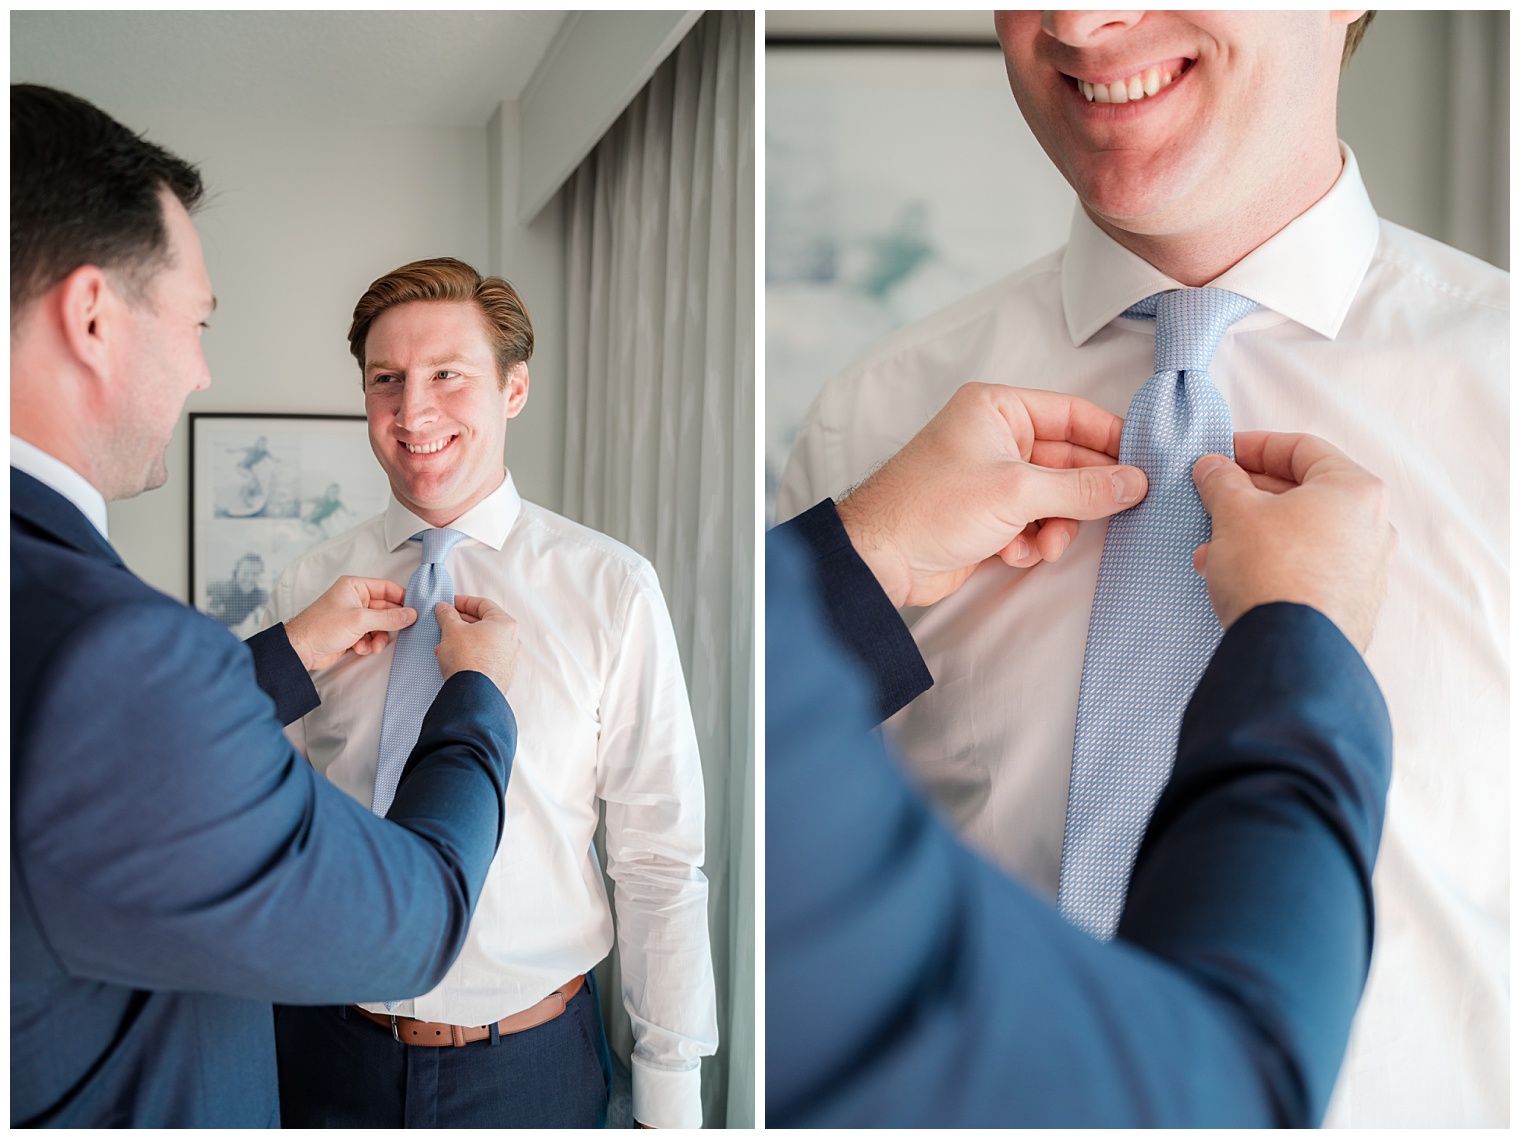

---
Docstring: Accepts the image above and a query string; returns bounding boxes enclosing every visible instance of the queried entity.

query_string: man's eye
[369,374,398,387]
[435,370,457,381]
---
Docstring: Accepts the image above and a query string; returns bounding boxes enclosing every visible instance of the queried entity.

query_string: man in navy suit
[11,84,526,1127]
[768,382,1397,1125]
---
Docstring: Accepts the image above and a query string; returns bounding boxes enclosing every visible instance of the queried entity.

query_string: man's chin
[110,457,170,501]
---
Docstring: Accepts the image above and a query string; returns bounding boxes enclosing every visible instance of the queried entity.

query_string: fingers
[1012,387,1126,459]
[1192,454,1257,517]
[352,629,389,656]
[346,576,408,607]
[1028,439,1126,470]
[1009,461,1147,523]
[1233,430,1352,486]
[359,605,417,631]
[1248,471,1296,494]
[1033,517,1078,562]
[1002,521,1044,567]
[449,594,504,623]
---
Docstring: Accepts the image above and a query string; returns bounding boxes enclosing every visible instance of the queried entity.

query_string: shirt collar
[10,435,110,539]
[382,468,522,553]
[1061,141,1380,346]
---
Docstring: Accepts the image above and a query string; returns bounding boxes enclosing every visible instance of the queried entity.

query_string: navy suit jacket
[768,502,1392,1126]
[11,469,517,1127]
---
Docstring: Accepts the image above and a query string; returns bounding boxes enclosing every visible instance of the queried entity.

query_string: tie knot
[1124,287,1258,375]
[416,527,467,565]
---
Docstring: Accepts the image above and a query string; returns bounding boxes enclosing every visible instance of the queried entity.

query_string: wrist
[281,615,317,670]
[834,493,911,608]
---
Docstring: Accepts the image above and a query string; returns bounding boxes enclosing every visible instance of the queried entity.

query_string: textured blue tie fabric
[371,527,469,819]
[1058,288,1259,940]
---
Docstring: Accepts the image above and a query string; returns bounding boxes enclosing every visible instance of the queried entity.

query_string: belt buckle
[389,1013,402,1043]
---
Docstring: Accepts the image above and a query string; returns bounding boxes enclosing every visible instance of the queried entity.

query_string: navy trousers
[274,974,612,1127]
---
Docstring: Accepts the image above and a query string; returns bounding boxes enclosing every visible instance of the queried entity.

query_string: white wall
[490,101,569,518]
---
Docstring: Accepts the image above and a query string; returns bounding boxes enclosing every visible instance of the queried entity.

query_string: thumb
[435,601,462,630]
[364,605,417,631]
[1192,454,1255,518]
[1011,462,1147,522]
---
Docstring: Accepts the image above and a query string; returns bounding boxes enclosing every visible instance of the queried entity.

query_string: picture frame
[188,413,392,633]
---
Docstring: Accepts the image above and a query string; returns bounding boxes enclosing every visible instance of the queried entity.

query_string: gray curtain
[1338,10,1508,269]
[1442,11,1508,269]
[563,10,754,1128]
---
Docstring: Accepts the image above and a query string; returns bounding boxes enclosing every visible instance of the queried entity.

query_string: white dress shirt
[263,471,717,1129]
[11,436,110,539]
[777,145,1508,1128]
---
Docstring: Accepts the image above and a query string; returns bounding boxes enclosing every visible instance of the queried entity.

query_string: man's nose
[396,378,438,428]
[1041,11,1144,47]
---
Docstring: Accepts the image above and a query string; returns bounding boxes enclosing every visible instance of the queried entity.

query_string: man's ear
[55,265,121,391]
[503,361,530,419]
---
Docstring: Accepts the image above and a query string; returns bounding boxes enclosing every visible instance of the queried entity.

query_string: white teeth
[1079,65,1181,104]
[405,437,452,454]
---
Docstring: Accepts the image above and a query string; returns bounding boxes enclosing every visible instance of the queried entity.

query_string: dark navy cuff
[773,500,934,723]
[245,624,320,726]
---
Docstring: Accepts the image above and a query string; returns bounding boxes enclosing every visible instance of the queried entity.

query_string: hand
[435,594,522,696]
[1192,431,1397,651]
[283,576,417,671]
[834,382,1148,607]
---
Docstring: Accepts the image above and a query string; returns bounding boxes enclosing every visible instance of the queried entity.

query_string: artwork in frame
[765,43,1077,519]
[189,413,392,636]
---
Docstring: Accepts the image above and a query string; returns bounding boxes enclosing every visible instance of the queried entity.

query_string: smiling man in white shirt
[265,257,717,1129]
[778,12,1507,1127]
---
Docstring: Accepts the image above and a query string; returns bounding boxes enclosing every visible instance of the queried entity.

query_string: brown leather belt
[351,974,585,1047]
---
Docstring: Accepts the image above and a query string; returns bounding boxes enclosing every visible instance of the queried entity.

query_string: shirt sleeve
[595,562,719,1129]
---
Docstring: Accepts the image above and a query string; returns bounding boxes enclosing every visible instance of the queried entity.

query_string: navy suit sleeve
[765,528,1391,1128]
[243,623,319,725]
[14,600,514,1005]
[773,500,933,721]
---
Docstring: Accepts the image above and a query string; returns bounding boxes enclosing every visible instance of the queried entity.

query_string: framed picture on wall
[188,413,392,634]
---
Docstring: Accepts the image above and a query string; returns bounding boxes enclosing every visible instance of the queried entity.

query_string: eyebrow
[365,354,475,373]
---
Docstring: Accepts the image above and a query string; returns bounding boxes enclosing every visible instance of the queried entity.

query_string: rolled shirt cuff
[631,1056,703,1128]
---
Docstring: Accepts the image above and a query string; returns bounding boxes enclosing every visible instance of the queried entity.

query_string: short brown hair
[348,257,533,388]
[1342,11,1375,69]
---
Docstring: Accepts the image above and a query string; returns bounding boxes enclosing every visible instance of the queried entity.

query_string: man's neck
[1090,146,1346,287]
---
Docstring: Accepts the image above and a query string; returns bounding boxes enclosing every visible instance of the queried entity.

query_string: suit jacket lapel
[11,468,126,569]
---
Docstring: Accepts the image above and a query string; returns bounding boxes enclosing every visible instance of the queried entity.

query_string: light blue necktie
[371,527,468,819]
[1058,288,1258,940]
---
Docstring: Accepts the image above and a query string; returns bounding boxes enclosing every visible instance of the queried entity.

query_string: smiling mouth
[403,435,457,455]
[1070,58,1193,104]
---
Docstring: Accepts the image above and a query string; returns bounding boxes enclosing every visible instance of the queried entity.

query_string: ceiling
[11,10,571,127]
